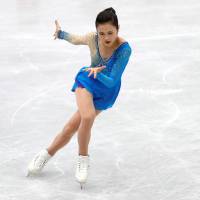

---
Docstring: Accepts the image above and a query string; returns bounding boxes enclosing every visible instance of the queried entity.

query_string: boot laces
[34,154,48,168]
[78,157,88,172]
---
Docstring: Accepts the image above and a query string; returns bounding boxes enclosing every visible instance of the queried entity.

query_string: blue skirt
[71,66,121,110]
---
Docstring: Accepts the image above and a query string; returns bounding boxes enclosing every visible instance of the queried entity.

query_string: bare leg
[47,109,101,156]
[75,88,98,156]
[47,110,81,156]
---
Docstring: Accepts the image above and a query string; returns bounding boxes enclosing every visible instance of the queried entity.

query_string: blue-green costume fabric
[58,30,132,110]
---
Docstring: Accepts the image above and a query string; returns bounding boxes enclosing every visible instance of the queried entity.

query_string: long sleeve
[96,45,132,88]
[57,30,94,45]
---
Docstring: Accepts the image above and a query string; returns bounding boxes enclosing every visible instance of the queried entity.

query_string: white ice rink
[1,0,200,199]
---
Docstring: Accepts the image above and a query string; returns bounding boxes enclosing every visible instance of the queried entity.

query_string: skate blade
[76,179,86,189]
[26,170,37,177]
[80,182,85,190]
[26,171,31,177]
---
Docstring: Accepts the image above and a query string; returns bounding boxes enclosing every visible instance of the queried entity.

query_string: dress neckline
[95,34,128,62]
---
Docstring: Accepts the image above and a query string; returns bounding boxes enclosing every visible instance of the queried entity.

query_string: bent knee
[81,112,96,122]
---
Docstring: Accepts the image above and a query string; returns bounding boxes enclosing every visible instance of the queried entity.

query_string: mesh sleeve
[57,30,93,45]
[96,46,132,88]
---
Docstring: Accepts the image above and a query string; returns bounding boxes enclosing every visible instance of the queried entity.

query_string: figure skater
[27,7,132,189]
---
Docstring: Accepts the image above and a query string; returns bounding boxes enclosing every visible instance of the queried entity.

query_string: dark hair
[95,7,119,30]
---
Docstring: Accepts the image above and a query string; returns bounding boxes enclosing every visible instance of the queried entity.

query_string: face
[96,22,118,47]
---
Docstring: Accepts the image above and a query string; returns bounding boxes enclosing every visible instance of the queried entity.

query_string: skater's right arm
[58,31,94,45]
[53,19,92,45]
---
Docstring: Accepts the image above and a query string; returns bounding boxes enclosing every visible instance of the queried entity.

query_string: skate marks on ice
[10,80,69,128]
[106,33,200,198]
[132,31,200,42]
[9,40,86,128]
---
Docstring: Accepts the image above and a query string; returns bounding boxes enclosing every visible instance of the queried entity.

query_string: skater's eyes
[99,32,113,36]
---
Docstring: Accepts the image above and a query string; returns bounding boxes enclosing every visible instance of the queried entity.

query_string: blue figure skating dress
[58,31,132,110]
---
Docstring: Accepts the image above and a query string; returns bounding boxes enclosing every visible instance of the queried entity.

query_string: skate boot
[27,149,52,176]
[75,155,90,189]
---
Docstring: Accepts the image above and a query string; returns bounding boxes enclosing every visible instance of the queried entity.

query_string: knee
[81,112,96,122]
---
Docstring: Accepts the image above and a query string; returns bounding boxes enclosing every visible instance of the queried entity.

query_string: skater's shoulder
[85,31,96,39]
[84,31,97,46]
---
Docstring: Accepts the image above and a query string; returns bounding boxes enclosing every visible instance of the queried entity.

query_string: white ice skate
[27,149,52,176]
[75,155,90,189]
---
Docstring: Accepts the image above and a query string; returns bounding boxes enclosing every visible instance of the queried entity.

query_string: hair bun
[105,7,116,15]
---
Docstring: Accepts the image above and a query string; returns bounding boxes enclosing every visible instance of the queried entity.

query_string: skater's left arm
[95,46,132,88]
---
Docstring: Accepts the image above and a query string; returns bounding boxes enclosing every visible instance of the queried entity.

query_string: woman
[27,7,132,189]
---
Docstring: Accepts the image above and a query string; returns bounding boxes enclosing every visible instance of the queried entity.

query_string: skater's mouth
[105,41,111,44]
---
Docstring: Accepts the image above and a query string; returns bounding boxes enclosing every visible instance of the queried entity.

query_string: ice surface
[0,0,200,199]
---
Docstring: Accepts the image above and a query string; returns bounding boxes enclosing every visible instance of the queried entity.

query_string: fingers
[88,69,94,77]
[53,31,58,40]
[55,19,61,30]
[55,20,61,34]
[96,65,106,72]
[83,67,103,79]
[100,66,106,71]
[54,19,61,40]
[96,65,106,73]
[84,67,104,78]
[55,19,59,26]
[94,71,97,79]
[84,68,90,72]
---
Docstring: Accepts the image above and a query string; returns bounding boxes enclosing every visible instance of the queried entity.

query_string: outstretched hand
[84,66,106,79]
[53,19,61,40]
